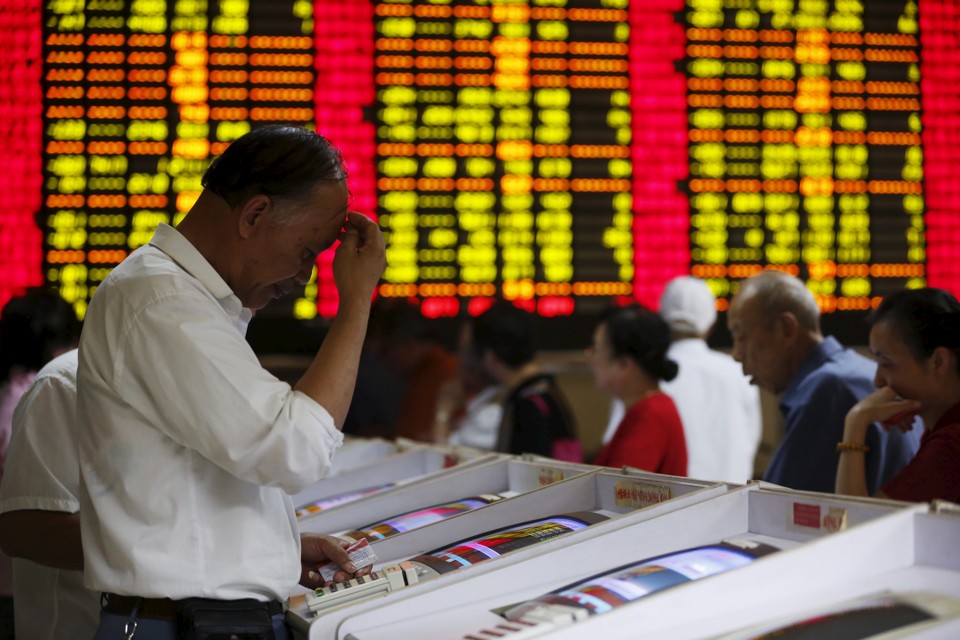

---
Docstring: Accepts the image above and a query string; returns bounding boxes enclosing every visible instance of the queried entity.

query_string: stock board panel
[0,0,957,333]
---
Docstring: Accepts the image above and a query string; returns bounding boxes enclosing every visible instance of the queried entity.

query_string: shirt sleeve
[0,373,80,515]
[882,426,960,503]
[108,289,342,492]
[0,375,33,482]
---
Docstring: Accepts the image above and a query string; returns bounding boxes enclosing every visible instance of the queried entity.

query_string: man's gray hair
[739,270,821,332]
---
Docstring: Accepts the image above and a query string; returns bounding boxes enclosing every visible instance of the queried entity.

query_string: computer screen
[413,511,608,575]
[295,483,396,518]
[730,594,949,640]
[343,495,496,542]
[747,603,931,640]
[504,540,778,619]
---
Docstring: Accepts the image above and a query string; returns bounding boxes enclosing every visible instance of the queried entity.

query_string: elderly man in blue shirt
[727,270,920,493]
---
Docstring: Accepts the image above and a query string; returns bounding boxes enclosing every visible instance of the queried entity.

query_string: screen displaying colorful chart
[504,540,777,619]
[295,483,395,518]
[413,511,603,574]
[343,496,492,541]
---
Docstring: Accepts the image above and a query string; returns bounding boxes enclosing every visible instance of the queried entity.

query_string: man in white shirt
[658,276,762,483]
[0,349,99,639]
[77,126,386,638]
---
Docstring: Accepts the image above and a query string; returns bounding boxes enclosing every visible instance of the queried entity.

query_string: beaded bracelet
[836,441,870,453]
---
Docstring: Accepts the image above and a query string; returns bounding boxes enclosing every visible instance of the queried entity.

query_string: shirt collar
[148,224,251,327]
[781,335,844,400]
[668,338,709,354]
[466,385,503,412]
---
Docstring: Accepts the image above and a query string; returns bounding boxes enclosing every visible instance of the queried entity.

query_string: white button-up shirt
[660,339,762,484]
[78,224,343,601]
[0,349,100,639]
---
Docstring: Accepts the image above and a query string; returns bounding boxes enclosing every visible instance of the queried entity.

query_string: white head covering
[659,276,717,337]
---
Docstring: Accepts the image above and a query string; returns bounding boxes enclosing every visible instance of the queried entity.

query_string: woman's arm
[836,386,920,497]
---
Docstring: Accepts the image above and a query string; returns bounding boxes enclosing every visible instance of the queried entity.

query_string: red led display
[920,0,960,293]
[629,0,688,309]
[314,0,377,317]
[0,1,43,310]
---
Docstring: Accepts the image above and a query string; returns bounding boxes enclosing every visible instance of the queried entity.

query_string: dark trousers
[0,596,13,640]
[94,610,291,640]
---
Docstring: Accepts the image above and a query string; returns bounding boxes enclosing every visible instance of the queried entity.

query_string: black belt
[102,593,284,621]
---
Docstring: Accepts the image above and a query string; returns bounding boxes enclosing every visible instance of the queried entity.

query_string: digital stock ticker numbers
[0,0,957,332]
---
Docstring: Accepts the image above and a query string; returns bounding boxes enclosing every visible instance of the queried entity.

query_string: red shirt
[393,346,459,441]
[594,392,688,476]
[882,400,960,504]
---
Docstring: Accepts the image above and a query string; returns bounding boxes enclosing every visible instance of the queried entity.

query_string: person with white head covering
[658,276,762,483]
[660,275,718,337]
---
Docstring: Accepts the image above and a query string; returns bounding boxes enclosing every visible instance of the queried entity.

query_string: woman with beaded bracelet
[836,288,960,503]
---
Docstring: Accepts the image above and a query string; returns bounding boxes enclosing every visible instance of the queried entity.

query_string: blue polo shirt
[763,336,921,494]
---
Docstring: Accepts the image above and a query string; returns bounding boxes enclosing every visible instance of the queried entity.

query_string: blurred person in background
[441,321,504,449]
[464,301,581,461]
[341,298,407,439]
[0,287,81,638]
[728,270,920,493]
[588,305,687,475]
[659,276,761,483]
[374,299,458,442]
[0,348,100,639]
[837,288,960,503]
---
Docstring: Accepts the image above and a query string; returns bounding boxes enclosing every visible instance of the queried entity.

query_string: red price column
[313,0,376,317]
[920,0,960,296]
[0,1,43,309]
[629,0,688,308]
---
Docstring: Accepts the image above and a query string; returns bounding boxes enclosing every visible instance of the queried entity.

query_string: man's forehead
[730,292,764,328]
[307,180,348,208]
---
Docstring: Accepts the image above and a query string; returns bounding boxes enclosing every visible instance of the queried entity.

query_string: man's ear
[237,194,271,239]
[777,311,800,342]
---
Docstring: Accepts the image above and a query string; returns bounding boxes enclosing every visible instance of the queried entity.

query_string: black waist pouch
[177,597,275,640]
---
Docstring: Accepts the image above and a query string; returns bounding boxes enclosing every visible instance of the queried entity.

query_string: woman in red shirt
[836,288,960,503]
[589,305,687,476]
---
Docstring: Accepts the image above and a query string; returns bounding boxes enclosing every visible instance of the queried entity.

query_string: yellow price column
[168,3,210,225]
[126,2,171,256]
[492,0,534,302]
[82,7,129,312]
[452,4,498,299]
[374,4,418,295]
[43,0,87,317]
